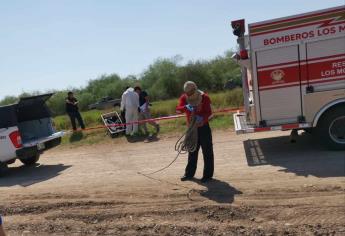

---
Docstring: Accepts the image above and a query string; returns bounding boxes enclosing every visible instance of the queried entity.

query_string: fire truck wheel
[316,105,345,150]
[20,154,40,166]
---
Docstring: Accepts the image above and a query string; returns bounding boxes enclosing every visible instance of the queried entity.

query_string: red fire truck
[232,6,345,150]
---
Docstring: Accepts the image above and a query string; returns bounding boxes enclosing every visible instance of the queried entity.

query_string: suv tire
[315,105,345,150]
[0,162,9,177]
[20,154,40,166]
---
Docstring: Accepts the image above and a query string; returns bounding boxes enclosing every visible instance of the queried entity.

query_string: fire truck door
[256,45,302,125]
[305,36,345,91]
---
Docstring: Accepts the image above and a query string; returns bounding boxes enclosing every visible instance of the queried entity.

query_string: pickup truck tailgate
[22,131,65,148]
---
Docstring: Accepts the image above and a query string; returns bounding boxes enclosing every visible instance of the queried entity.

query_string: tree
[0,96,18,106]
[141,57,181,100]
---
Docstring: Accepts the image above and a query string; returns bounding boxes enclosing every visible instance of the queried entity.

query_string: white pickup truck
[0,93,64,175]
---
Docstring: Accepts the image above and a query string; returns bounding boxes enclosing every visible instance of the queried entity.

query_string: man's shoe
[200,177,212,183]
[180,176,193,181]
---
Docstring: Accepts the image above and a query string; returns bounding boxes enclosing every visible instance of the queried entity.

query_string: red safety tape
[66,107,243,133]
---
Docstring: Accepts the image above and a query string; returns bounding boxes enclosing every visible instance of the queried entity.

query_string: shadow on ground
[69,131,84,142]
[0,163,71,187]
[243,132,345,177]
[197,178,242,204]
[126,134,160,143]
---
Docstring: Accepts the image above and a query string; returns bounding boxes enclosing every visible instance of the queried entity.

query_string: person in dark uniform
[134,86,160,135]
[0,216,6,236]
[65,92,85,131]
[176,81,214,183]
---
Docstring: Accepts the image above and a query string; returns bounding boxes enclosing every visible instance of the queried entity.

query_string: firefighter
[176,81,214,183]
[65,92,85,131]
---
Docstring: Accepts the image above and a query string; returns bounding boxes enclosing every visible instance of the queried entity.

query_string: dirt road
[0,130,344,235]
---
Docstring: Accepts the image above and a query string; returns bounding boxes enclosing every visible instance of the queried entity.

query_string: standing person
[120,86,129,124]
[176,81,214,183]
[65,92,85,131]
[134,86,160,135]
[0,216,6,236]
[120,87,139,136]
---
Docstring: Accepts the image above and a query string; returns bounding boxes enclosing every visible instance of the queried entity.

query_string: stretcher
[101,111,125,136]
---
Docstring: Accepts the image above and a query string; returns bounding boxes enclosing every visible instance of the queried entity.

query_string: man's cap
[183,81,197,93]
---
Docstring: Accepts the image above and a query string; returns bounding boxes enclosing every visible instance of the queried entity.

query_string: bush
[210,89,243,109]
[53,90,243,132]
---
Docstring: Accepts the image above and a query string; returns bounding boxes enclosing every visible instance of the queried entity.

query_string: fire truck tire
[20,154,40,166]
[303,128,313,134]
[0,162,9,177]
[315,105,345,150]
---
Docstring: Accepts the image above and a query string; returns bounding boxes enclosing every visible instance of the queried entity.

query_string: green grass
[54,109,105,131]
[55,90,241,146]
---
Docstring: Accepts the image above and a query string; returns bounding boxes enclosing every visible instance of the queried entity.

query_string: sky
[0,0,344,99]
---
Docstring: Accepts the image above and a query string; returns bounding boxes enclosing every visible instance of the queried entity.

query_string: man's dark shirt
[66,97,79,113]
[139,91,148,107]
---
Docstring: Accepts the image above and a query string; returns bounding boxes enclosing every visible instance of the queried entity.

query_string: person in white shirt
[121,87,139,135]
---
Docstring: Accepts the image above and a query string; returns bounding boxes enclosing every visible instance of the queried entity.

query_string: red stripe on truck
[258,66,300,87]
[252,123,309,133]
[282,124,300,130]
[251,7,345,29]
[254,127,271,132]
[259,77,345,91]
[258,57,345,90]
[251,19,345,36]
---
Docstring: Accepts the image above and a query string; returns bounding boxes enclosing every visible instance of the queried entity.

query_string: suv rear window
[17,93,53,122]
[17,103,51,122]
[0,105,18,128]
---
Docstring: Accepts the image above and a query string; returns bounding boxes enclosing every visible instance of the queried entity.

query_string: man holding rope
[176,81,214,183]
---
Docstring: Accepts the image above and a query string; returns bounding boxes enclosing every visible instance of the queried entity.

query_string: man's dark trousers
[68,111,85,130]
[185,123,214,178]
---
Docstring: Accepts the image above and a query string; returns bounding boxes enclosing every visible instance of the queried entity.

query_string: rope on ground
[137,116,199,176]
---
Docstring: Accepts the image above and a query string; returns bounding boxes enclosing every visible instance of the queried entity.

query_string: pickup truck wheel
[0,162,8,177]
[315,106,345,150]
[20,154,40,166]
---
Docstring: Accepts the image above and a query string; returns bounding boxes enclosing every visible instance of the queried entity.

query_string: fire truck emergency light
[231,19,245,37]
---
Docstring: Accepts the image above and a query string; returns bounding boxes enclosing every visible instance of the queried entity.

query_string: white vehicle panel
[260,87,301,125]
[306,36,345,59]
[256,45,302,124]
[0,127,18,162]
[256,45,299,67]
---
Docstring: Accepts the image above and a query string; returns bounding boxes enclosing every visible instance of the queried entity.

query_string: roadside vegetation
[54,89,242,131]
[0,51,240,115]
[1,51,242,145]
[56,89,242,146]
